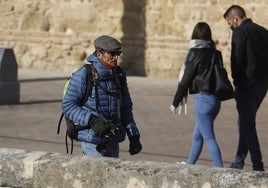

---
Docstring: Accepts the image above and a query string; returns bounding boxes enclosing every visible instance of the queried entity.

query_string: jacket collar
[189,39,215,49]
[240,18,252,27]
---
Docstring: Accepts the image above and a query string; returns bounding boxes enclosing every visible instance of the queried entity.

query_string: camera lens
[96,125,122,154]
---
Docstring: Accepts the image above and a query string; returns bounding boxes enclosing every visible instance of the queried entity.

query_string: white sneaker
[176,161,186,165]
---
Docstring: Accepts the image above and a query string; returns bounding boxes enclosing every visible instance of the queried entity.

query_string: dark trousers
[232,81,268,171]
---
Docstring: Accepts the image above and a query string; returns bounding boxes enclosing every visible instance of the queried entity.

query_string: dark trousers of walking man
[231,82,268,171]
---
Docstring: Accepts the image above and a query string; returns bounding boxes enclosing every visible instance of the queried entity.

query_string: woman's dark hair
[191,22,212,40]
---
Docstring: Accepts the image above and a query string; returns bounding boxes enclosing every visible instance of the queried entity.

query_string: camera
[96,123,122,154]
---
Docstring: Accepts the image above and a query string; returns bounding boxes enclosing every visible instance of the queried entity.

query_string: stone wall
[1,148,268,188]
[0,0,268,78]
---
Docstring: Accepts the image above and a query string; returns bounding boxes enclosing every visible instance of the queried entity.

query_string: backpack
[57,64,95,154]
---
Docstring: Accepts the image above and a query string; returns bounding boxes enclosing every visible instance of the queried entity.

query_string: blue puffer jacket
[62,53,140,144]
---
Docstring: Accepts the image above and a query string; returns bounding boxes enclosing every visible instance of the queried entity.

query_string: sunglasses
[105,50,122,57]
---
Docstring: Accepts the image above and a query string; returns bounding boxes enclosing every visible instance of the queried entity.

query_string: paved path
[1,68,268,171]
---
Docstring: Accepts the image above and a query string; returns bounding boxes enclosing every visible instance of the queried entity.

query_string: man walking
[223,5,268,171]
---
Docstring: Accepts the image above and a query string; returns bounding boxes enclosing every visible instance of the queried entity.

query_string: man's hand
[89,117,109,136]
[129,136,142,155]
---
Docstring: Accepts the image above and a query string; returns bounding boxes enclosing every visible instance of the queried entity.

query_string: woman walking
[170,22,223,167]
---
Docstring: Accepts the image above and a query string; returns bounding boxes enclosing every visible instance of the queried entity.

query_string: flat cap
[94,35,122,51]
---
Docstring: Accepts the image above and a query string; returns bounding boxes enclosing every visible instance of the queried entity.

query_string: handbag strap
[210,51,216,67]
[209,51,216,75]
[211,51,224,67]
[210,51,217,88]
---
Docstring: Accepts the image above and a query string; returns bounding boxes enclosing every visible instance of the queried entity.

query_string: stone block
[0,48,20,105]
[0,82,20,105]
[0,48,18,82]
[1,148,268,188]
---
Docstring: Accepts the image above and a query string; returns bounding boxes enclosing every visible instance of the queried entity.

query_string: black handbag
[212,52,234,101]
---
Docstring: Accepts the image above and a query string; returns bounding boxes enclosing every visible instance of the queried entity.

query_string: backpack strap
[57,64,95,154]
[67,64,95,154]
[57,113,64,134]
[57,64,94,133]
[81,64,94,105]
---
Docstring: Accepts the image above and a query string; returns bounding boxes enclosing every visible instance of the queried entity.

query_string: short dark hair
[191,22,212,40]
[223,5,246,19]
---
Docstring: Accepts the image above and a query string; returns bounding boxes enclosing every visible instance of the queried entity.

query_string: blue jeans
[187,93,223,167]
[81,141,119,158]
[231,82,268,171]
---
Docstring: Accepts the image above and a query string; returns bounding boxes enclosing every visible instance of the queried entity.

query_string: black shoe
[253,162,264,171]
[253,168,264,171]
[229,163,243,169]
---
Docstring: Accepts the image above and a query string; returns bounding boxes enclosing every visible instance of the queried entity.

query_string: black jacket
[173,47,222,107]
[231,19,268,90]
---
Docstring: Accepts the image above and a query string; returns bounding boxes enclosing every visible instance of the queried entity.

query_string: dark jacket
[173,41,221,107]
[231,18,268,90]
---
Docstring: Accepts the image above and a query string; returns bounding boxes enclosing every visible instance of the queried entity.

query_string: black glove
[89,117,109,136]
[129,136,142,155]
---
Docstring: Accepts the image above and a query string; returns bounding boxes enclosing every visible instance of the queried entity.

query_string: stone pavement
[0,68,268,171]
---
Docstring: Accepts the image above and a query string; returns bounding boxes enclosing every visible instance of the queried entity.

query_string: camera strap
[113,68,122,124]
[88,66,123,125]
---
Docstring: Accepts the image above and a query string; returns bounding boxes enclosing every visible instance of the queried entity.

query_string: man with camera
[62,35,142,157]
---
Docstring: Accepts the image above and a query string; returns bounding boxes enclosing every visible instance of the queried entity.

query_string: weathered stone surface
[1,148,268,188]
[0,148,47,188]
[0,1,267,78]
